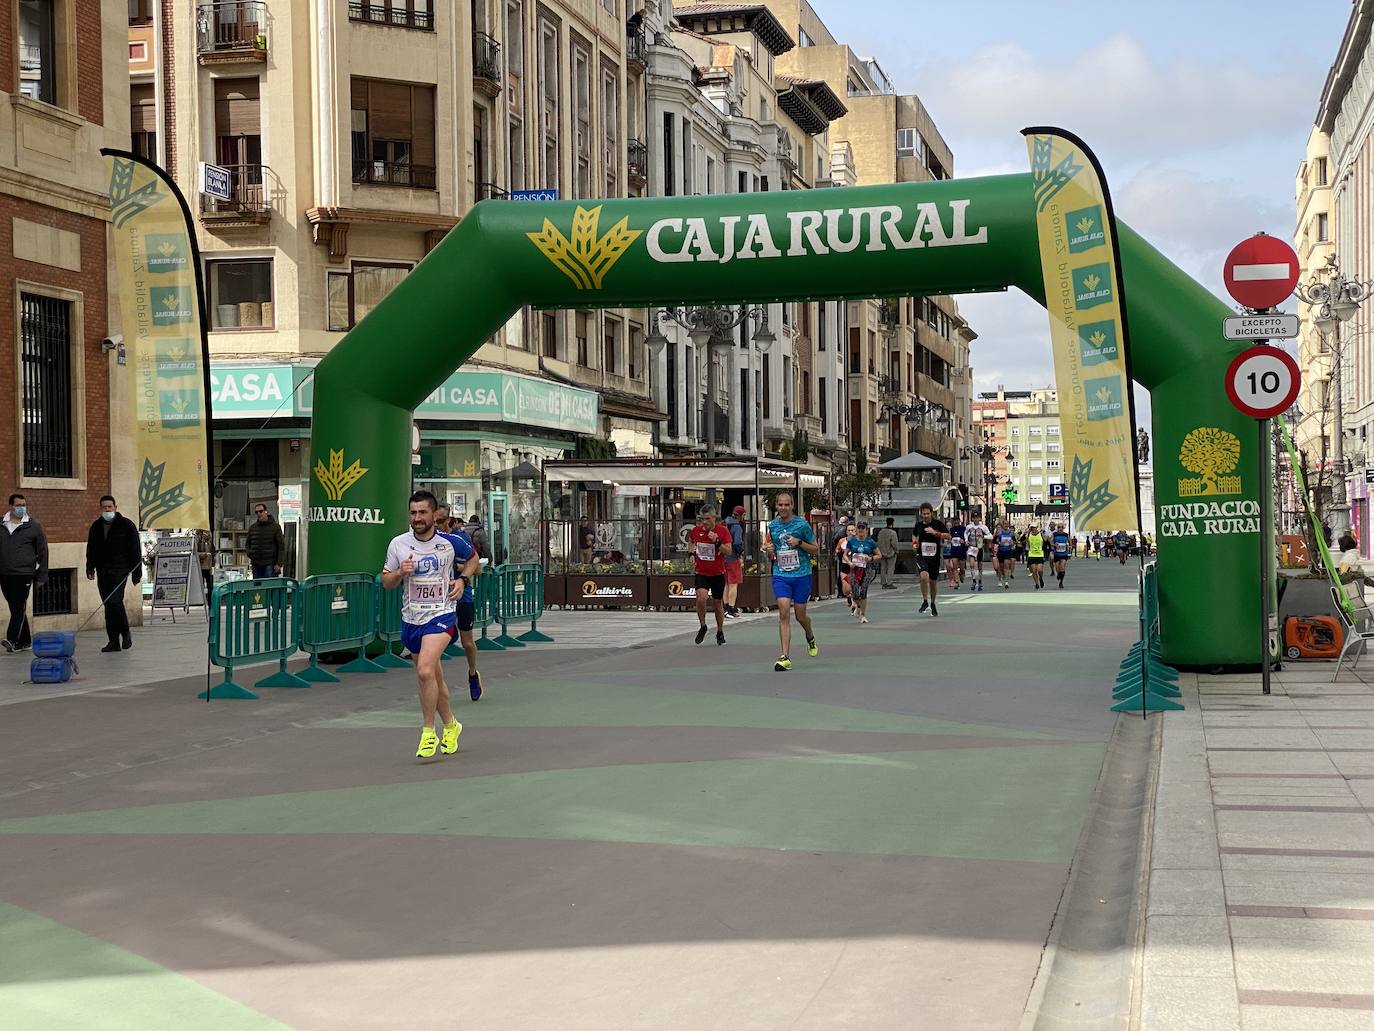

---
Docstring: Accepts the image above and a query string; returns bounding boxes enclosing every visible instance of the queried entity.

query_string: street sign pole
[1259,414,1272,696]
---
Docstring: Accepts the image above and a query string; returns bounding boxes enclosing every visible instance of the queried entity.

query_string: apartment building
[130,0,653,568]
[1292,127,1336,525]
[975,387,1066,509]
[766,0,976,472]
[645,2,847,473]
[3,2,133,631]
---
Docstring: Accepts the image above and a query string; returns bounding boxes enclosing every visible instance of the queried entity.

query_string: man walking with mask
[246,503,285,579]
[86,496,142,652]
[0,493,47,652]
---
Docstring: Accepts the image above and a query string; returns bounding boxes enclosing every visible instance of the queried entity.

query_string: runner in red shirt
[690,505,733,646]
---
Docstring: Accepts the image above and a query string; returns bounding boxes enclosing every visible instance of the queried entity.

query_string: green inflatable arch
[307,171,1258,667]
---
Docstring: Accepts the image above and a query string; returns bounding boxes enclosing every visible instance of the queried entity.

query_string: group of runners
[381,487,1099,759]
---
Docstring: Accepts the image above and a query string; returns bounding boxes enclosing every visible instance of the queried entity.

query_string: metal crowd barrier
[494,563,553,647]
[297,573,384,681]
[200,577,306,699]
[374,578,413,669]
[1112,562,1182,713]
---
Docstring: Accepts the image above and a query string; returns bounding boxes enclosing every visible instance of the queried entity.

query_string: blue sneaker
[468,672,483,702]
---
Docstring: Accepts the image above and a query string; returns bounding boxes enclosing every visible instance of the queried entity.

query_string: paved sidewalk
[1141,661,1374,1030]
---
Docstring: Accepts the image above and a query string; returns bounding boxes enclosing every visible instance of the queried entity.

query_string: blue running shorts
[772,575,812,604]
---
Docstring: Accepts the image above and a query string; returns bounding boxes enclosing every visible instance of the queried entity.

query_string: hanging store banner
[104,150,212,530]
[1022,128,1142,531]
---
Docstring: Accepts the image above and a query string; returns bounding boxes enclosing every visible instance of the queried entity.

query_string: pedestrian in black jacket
[245,505,284,578]
[86,495,142,653]
[0,491,47,652]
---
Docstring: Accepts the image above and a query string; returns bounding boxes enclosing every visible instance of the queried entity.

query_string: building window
[326,261,412,331]
[1316,157,1328,186]
[207,258,274,330]
[896,127,918,159]
[682,121,693,195]
[19,0,58,106]
[571,37,592,197]
[798,27,813,47]
[819,376,828,432]
[1318,212,1330,242]
[602,64,619,196]
[603,317,624,375]
[348,0,434,30]
[33,569,76,616]
[20,291,74,479]
[1029,425,1042,435]
[350,77,437,189]
[1010,426,1020,437]
[1047,459,1061,469]
[542,311,562,360]
[128,0,153,25]
[214,78,262,193]
[628,323,642,380]
[131,82,157,161]
[538,17,560,191]
[663,112,675,196]
[575,311,590,366]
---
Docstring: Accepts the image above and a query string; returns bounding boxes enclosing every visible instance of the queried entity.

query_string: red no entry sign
[1223,234,1299,310]
[1225,346,1300,420]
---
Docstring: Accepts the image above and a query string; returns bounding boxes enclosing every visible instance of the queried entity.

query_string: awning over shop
[877,452,949,473]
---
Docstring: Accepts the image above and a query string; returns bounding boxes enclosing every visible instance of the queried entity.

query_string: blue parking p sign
[1049,483,1068,501]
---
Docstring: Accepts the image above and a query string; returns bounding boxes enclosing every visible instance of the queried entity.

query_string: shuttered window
[131,82,157,160]
[214,77,260,137]
[350,77,436,189]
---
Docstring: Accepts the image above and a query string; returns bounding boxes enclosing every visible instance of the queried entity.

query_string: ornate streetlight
[1296,254,1372,539]
[645,305,774,459]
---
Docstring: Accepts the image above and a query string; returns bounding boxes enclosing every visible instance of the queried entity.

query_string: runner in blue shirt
[761,492,819,671]
[994,519,1017,590]
[846,521,881,624]
[1051,522,1072,589]
[946,516,967,590]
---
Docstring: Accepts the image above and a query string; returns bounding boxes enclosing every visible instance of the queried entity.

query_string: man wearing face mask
[85,496,142,653]
[0,492,47,653]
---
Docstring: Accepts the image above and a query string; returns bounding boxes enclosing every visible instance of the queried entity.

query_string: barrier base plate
[339,656,387,674]
[298,664,342,684]
[494,634,526,648]
[1114,678,1182,700]
[476,638,505,651]
[256,669,311,689]
[198,679,258,700]
[1111,691,1184,713]
[518,629,554,643]
[373,652,410,669]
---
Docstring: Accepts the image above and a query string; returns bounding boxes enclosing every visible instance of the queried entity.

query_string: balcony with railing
[199,164,272,227]
[352,159,436,190]
[627,139,648,186]
[473,31,502,97]
[348,1,434,30]
[627,28,648,68]
[196,1,267,64]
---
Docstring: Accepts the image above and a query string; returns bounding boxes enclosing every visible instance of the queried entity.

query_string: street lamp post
[1296,254,1371,541]
[648,305,774,459]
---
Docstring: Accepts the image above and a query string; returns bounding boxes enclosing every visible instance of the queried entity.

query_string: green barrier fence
[375,578,413,669]
[474,570,504,652]
[1112,562,1183,713]
[200,578,307,700]
[494,563,553,647]
[297,573,385,681]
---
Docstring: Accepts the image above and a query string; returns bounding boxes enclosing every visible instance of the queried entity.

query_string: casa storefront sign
[209,363,598,434]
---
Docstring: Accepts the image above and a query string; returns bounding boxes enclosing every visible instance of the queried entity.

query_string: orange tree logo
[527,205,641,290]
[1178,428,1242,497]
[314,448,368,502]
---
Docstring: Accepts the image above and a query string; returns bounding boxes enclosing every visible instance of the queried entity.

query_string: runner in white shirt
[381,490,480,759]
[964,519,991,593]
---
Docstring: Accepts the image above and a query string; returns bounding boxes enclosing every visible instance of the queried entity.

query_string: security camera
[100,335,126,365]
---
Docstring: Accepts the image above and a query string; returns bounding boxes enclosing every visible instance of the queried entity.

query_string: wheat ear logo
[1075,215,1096,235]
[527,205,642,290]
[1082,273,1101,291]
[1088,330,1107,347]
[314,448,368,502]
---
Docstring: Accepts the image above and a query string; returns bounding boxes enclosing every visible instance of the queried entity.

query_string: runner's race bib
[851,552,869,569]
[777,547,800,572]
[695,541,716,561]
[921,541,938,557]
[409,576,447,614]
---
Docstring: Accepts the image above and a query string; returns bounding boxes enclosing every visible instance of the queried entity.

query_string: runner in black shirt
[910,502,951,617]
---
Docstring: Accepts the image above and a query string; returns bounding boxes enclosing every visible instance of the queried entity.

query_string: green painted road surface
[0,560,1139,1030]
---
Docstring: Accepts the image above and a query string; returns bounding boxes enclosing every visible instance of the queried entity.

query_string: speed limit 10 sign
[1225,346,1301,420]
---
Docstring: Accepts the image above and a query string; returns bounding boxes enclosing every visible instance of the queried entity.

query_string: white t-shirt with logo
[965,523,990,551]
[383,530,474,626]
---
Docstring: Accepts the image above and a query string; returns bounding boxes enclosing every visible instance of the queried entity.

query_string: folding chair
[1332,584,1374,680]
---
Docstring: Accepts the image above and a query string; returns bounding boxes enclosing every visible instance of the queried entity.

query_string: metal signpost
[1224,345,1301,695]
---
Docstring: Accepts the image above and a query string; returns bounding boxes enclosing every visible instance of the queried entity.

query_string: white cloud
[924,34,1310,159]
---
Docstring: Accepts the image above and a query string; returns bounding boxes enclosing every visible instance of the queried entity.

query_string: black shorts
[455,601,475,632]
[694,573,726,599]
[916,555,942,578]
[1028,557,1045,568]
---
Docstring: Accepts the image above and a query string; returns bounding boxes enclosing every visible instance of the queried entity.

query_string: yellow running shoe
[774,656,792,672]
[806,637,819,658]
[416,727,439,758]
[441,719,462,755]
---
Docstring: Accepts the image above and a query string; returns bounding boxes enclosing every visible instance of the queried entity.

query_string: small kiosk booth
[541,458,835,610]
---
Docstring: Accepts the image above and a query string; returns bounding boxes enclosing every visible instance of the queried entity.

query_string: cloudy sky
[811,0,1351,421]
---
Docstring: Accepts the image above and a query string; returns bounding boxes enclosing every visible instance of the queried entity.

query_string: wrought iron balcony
[473,31,502,96]
[196,1,267,63]
[348,1,434,30]
[627,139,649,183]
[475,181,509,201]
[199,163,272,225]
[352,159,437,190]
[626,28,648,68]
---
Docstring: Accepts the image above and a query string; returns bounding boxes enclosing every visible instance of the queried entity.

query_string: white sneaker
[860,616,869,624]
